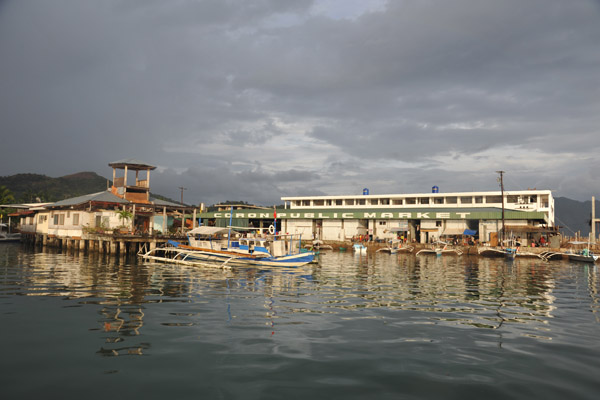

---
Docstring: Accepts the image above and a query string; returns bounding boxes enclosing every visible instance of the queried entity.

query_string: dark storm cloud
[1,0,599,205]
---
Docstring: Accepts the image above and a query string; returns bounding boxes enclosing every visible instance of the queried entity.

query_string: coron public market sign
[209,211,473,219]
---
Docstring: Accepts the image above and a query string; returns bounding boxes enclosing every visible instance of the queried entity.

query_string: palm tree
[116,209,133,227]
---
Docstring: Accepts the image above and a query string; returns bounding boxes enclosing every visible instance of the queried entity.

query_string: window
[486,196,502,203]
[446,197,457,204]
[335,199,343,206]
[53,215,59,225]
[357,198,366,205]
[419,198,429,204]
[314,200,324,206]
[474,196,483,203]
[73,213,79,226]
[379,221,387,226]
[405,198,416,204]
[370,199,379,205]
[392,199,403,205]
[301,200,311,206]
[381,198,390,205]
[436,221,442,227]
[59,214,65,225]
[460,196,473,204]
[345,199,355,206]
[433,197,444,204]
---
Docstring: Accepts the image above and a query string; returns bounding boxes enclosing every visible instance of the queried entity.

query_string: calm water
[1,244,600,399]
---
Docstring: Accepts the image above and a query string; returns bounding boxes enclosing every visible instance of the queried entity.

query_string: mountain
[554,197,599,237]
[0,172,179,204]
[0,172,110,202]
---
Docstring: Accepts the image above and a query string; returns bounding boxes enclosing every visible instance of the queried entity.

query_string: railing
[113,177,125,187]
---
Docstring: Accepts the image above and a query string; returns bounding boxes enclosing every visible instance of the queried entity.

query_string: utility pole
[178,186,187,205]
[592,196,600,244]
[496,170,505,246]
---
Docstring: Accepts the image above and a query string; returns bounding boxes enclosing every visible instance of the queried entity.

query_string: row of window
[291,195,547,207]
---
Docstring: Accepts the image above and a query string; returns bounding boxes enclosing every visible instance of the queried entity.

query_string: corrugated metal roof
[108,159,156,170]
[150,197,185,207]
[49,191,128,207]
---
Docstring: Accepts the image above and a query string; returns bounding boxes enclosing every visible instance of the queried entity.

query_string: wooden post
[132,204,136,233]
[162,207,167,234]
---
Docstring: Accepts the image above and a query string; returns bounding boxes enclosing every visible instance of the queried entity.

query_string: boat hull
[568,254,598,263]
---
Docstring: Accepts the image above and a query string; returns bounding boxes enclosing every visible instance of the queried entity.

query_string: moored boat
[140,226,314,268]
[0,223,20,243]
[416,241,462,256]
[566,240,598,264]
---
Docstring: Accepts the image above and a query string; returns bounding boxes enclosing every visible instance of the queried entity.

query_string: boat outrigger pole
[497,170,505,246]
[227,205,233,248]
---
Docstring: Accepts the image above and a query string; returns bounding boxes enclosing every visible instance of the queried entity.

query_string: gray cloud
[1,0,599,205]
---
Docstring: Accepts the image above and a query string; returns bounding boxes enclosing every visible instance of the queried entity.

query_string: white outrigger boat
[376,239,414,254]
[140,226,315,268]
[0,223,20,242]
[416,241,463,256]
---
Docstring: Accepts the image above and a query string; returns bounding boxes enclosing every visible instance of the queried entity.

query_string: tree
[0,186,15,205]
[117,209,133,227]
[0,186,16,221]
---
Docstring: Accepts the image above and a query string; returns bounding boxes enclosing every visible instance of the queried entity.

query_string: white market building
[200,189,555,245]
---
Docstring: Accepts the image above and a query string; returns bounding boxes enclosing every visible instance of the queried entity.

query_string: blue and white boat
[141,226,315,268]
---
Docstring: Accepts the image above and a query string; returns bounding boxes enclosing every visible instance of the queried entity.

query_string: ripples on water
[1,243,600,399]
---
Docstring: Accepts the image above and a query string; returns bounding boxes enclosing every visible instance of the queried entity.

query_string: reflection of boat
[141,227,314,268]
[0,223,20,242]
[416,241,462,256]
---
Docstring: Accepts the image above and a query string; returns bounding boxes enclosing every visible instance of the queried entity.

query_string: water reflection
[1,245,599,358]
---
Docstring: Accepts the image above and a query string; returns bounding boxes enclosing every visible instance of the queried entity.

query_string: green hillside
[0,171,181,205]
[0,172,110,202]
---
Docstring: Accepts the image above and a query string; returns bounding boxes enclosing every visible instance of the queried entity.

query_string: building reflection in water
[6,246,600,356]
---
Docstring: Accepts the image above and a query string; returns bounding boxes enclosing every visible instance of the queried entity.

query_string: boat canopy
[463,229,477,236]
[187,226,234,236]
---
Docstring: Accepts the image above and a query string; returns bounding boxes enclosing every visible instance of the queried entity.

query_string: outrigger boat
[0,223,20,242]
[566,240,598,263]
[376,239,414,254]
[416,241,463,256]
[140,226,315,268]
[353,243,367,253]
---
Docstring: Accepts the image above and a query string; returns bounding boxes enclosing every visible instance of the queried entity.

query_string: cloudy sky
[1,0,599,206]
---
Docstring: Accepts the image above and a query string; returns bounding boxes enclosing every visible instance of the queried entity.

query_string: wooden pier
[20,232,179,256]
